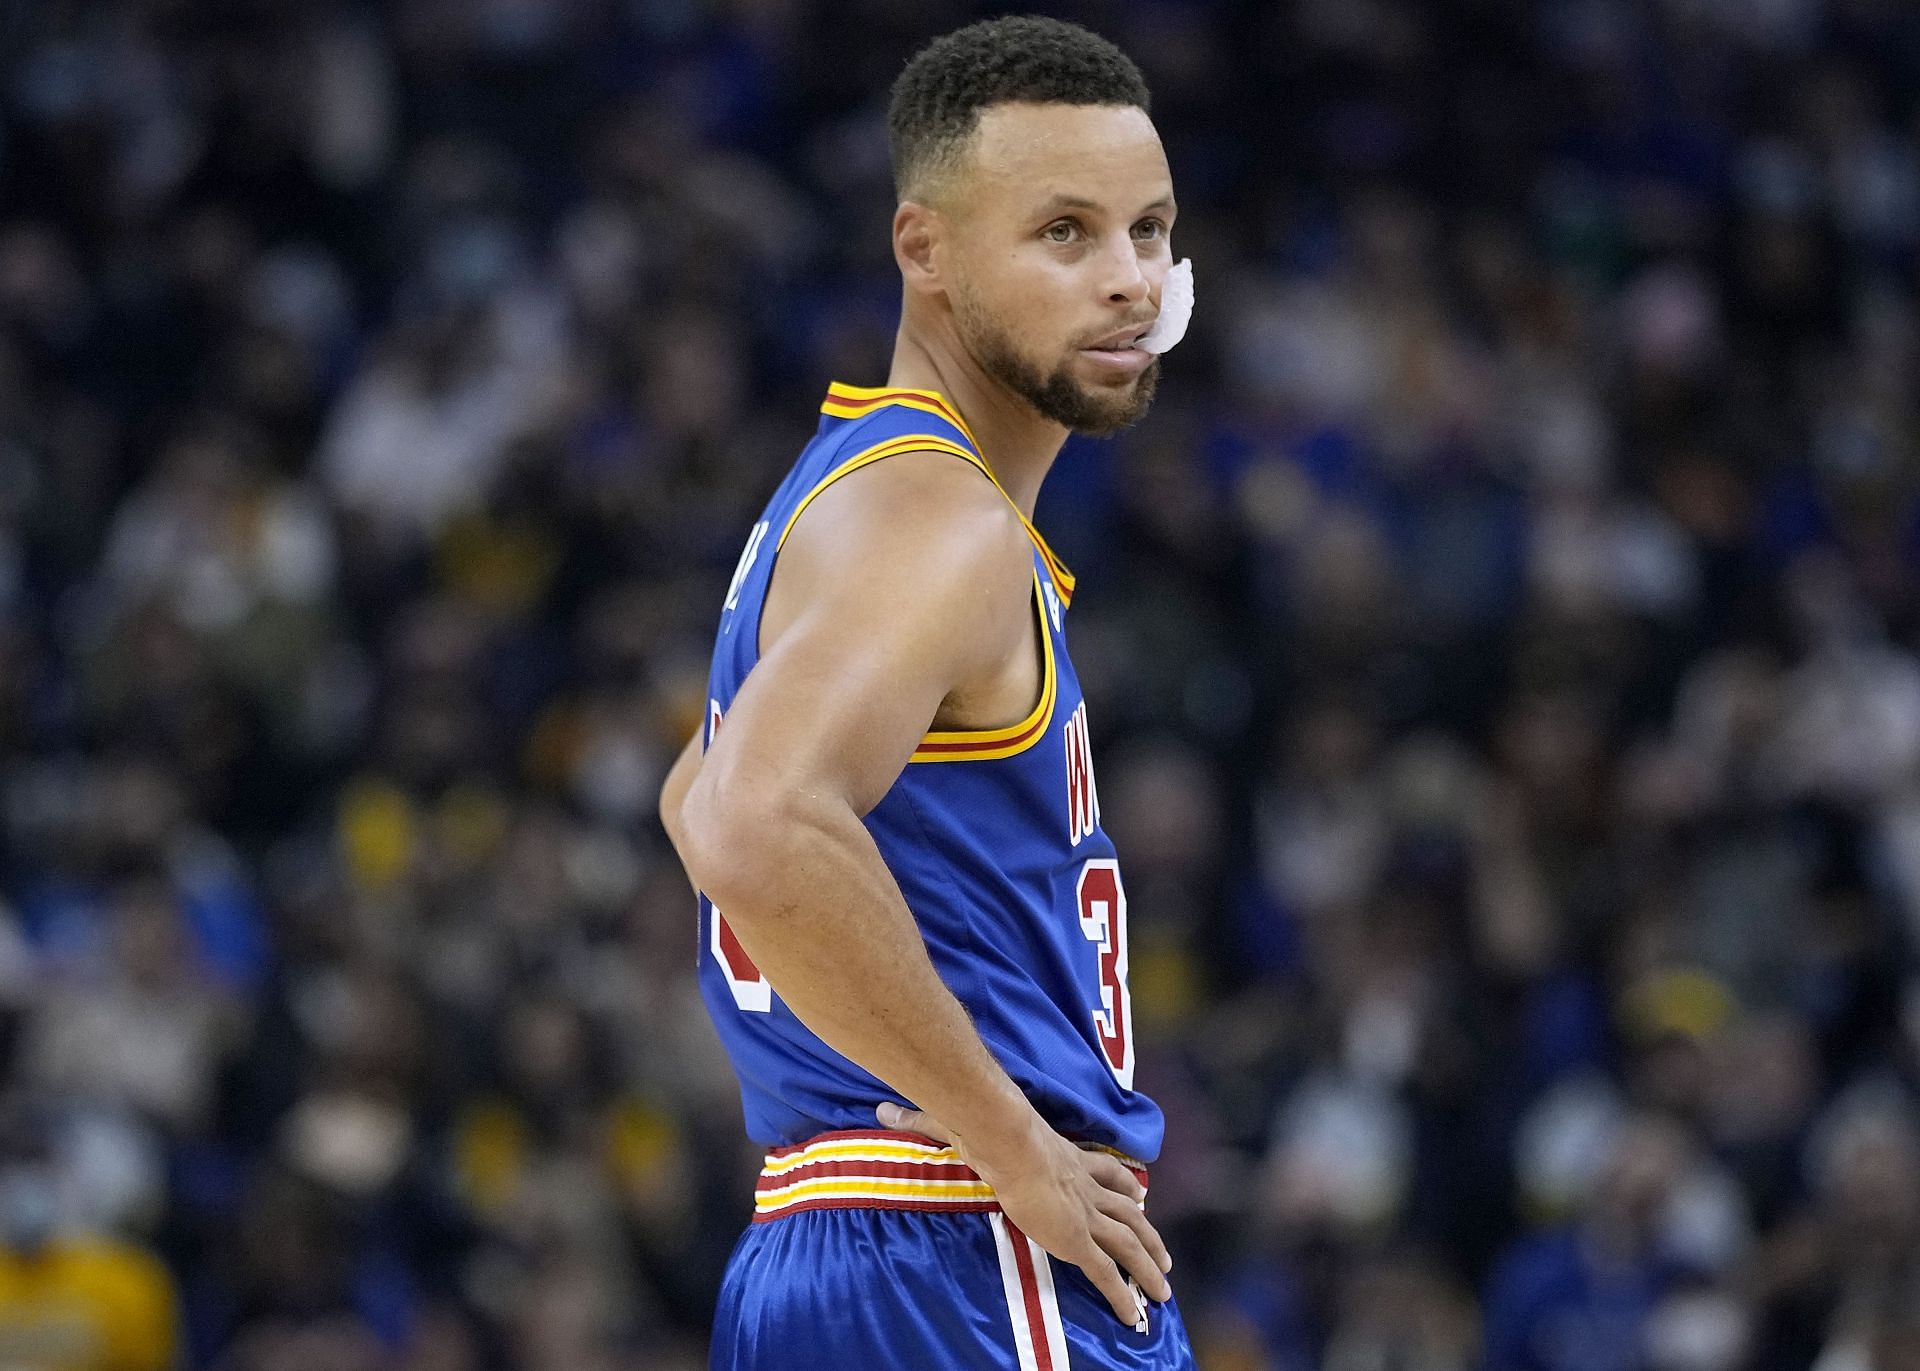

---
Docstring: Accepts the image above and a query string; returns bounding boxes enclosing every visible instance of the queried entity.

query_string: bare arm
[657,726,703,892]
[678,455,1169,1323]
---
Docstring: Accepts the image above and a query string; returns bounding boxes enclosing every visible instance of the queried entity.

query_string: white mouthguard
[1136,258,1193,355]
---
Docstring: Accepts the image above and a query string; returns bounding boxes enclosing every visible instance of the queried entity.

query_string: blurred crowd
[5,0,1920,1367]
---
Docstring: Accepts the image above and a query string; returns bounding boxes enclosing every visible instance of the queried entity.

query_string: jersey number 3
[1077,858,1134,1090]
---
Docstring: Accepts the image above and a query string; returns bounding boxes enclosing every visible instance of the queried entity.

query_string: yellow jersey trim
[775,428,1061,765]
[821,382,981,451]
[908,571,1056,763]
[776,433,991,553]
[818,383,1077,606]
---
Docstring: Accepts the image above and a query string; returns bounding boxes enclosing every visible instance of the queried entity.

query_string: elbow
[678,771,791,915]
[657,772,688,852]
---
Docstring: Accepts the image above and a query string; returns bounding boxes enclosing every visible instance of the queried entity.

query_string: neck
[885,319,1067,519]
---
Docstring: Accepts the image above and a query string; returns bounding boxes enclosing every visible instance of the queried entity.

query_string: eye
[1042,219,1081,243]
[1132,218,1167,241]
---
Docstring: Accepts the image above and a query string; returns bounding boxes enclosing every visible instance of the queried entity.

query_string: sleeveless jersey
[697,381,1162,1164]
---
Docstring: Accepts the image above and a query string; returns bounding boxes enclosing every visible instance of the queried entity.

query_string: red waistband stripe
[752,1129,1147,1223]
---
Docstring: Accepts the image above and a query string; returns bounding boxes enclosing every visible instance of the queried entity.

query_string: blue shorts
[710,1130,1195,1371]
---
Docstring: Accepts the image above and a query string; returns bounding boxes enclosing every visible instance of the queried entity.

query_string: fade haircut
[887,16,1151,202]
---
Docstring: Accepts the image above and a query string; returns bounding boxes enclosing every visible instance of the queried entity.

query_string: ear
[893,201,944,298]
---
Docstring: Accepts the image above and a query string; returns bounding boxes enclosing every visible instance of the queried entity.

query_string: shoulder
[781,445,1035,624]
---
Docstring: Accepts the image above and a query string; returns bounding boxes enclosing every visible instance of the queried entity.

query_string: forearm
[686,791,1038,1152]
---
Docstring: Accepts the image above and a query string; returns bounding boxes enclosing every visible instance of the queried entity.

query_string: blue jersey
[697,381,1163,1164]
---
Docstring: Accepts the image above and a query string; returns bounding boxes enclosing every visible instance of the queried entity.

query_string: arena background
[5,1,1920,1368]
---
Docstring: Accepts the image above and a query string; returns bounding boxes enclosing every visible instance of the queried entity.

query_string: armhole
[908,570,1056,764]
[771,433,1059,764]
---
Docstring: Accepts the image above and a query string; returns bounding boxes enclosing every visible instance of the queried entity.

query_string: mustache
[1074,316,1159,349]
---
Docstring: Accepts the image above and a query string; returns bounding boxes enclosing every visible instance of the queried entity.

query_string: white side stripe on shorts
[989,1212,1070,1371]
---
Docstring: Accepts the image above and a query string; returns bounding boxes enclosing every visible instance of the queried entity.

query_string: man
[660,15,1197,1369]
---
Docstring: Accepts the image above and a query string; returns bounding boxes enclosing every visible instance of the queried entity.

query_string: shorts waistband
[753,1128,1148,1223]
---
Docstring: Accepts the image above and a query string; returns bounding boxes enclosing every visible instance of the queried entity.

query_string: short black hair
[887,16,1151,200]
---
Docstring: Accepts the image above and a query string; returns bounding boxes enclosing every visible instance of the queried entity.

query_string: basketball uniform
[698,382,1194,1370]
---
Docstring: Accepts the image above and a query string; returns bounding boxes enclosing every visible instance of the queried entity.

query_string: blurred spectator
[1749,1086,1920,1371]
[1486,1112,1749,1371]
[0,1116,178,1371]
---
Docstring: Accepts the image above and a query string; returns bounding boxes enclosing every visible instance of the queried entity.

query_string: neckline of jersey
[819,381,1077,599]
[821,381,980,450]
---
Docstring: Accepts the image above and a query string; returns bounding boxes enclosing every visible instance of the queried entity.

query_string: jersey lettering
[723,520,771,618]
[1065,701,1101,846]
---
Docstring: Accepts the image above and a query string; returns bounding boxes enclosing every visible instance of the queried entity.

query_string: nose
[1099,234,1151,307]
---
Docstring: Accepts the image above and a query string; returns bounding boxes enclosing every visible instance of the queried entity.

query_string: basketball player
[659,16,1197,1369]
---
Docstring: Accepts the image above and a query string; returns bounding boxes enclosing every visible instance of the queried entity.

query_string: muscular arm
[680,456,1038,1143]
[676,455,1169,1322]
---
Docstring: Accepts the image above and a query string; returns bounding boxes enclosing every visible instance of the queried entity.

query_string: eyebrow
[1038,193,1177,216]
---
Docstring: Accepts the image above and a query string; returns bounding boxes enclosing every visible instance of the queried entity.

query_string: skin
[662,100,1178,1327]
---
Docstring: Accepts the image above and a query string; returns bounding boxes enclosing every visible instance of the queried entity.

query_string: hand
[876,1101,1172,1327]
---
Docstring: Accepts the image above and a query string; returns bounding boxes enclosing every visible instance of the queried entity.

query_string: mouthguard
[1136,258,1193,355]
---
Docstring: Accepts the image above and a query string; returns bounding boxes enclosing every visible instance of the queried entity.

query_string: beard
[957,293,1160,438]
